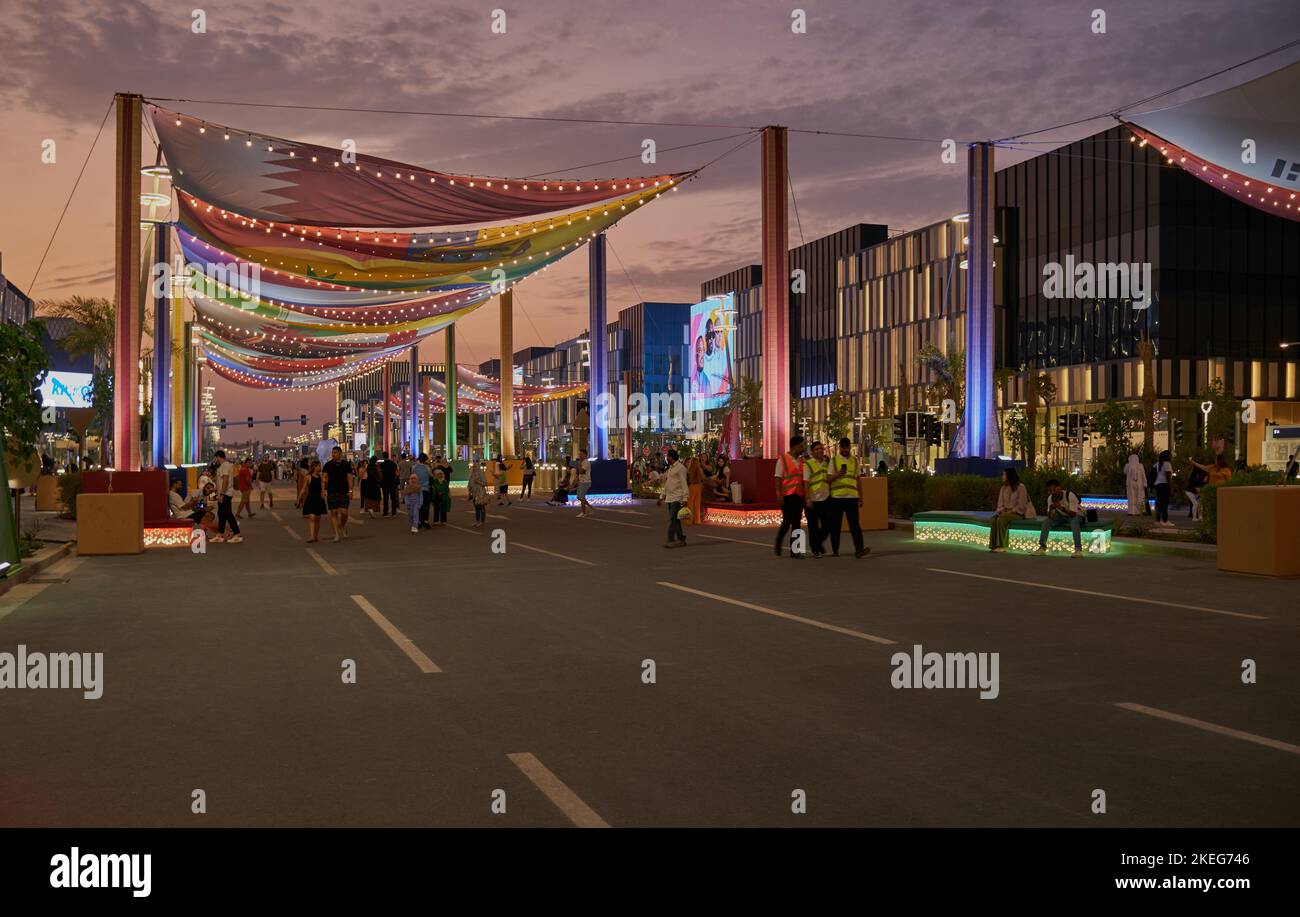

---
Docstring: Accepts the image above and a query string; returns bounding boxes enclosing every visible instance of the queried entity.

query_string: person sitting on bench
[1036,479,1083,557]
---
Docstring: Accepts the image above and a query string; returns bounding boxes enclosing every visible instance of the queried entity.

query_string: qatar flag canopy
[148,103,696,389]
[1123,60,1300,222]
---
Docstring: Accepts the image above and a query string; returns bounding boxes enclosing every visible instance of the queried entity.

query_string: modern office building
[604,300,692,452]
[0,255,35,326]
[701,225,890,404]
[516,334,590,460]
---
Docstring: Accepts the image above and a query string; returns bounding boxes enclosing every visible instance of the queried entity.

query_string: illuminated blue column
[588,232,608,460]
[408,346,420,455]
[963,141,1001,459]
[151,226,171,467]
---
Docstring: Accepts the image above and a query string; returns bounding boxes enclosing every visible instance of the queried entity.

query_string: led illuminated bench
[913,510,1115,555]
[1080,494,1154,512]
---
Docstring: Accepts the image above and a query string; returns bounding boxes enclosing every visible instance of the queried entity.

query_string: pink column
[760,126,790,458]
[113,93,143,470]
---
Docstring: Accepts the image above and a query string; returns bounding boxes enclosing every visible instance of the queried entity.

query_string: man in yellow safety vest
[773,434,807,559]
[826,436,870,558]
[802,441,831,557]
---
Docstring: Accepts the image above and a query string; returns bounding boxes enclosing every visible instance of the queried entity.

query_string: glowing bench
[913,510,1115,555]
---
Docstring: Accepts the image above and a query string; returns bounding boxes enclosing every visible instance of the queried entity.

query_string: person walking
[414,453,433,528]
[495,454,512,506]
[521,454,535,500]
[575,448,593,516]
[1185,459,1207,521]
[403,473,424,533]
[430,467,451,526]
[469,460,488,527]
[256,454,276,511]
[1152,449,1174,527]
[235,457,255,518]
[1124,453,1147,516]
[322,445,355,542]
[658,448,689,548]
[297,459,327,542]
[360,455,382,517]
[802,441,831,557]
[826,437,869,558]
[686,453,704,526]
[211,450,243,543]
[989,467,1030,552]
[380,451,399,516]
[1286,452,1299,483]
[773,434,807,558]
[1035,478,1083,556]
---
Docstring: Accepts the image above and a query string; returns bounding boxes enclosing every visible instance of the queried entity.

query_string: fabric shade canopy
[1123,60,1300,222]
[154,105,694,388]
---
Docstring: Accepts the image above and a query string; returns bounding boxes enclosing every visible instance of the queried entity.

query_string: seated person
[1036,478,1083,557]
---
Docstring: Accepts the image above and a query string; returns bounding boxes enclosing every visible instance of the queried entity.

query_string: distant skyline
[3,0,1297,437]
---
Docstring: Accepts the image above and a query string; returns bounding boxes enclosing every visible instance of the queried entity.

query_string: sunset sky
[2,0,1296,436]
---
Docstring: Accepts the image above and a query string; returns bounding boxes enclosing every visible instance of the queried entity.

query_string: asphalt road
[1,485,1296,827]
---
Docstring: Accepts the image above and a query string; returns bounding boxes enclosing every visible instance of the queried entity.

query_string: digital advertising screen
[688,293,737,411]
[39,370,94,409]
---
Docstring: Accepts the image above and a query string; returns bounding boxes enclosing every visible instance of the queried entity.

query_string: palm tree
[41,296,115,368]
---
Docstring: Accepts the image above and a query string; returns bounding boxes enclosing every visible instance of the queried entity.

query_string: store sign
[39,371,93,409]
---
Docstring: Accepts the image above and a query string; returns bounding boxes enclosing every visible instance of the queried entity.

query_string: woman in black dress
[297,459,327,542]
[360,455,382,517]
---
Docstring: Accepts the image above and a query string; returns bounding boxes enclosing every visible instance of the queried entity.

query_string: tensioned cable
[527,130,758,178]
[28,99,114,295]
[996,38,1300,142]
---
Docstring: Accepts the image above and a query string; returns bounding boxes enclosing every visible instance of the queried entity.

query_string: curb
[0,541,75,598]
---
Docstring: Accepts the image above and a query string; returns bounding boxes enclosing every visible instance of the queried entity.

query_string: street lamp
[1281,342,1300,349]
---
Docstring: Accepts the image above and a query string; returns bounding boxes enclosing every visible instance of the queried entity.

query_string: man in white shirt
[1036,478,1082,556]
[657,448,689,548]
[211,450,243,543]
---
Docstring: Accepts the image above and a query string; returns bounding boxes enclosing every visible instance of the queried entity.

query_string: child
[404,473,423,533]
[430,468,451,526]
[469,461,488,527]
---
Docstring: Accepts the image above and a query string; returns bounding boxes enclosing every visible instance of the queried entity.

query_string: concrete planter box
[76,493,144,555]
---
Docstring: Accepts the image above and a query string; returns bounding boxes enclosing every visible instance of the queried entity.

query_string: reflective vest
[830,455,860,498]
[778,452,804,496]
[804,458,828,501]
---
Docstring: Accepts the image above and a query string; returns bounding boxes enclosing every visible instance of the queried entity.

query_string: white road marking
[271,511,284,522]
[446,523,597,565]
[694,532,778,548]
[511,505,549,513]
[926,568,1262,619]
[580,515,649,529]
[0,584,51,623]
[282,525,302,541]
[306,548,339,576]
[487,513,509,520]
[1116,702,1300,756]
[657,581,897,645]
[507,752,609,828]
[350,595,441,673]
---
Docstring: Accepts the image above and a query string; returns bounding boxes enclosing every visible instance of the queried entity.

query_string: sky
[2,0,1297,439]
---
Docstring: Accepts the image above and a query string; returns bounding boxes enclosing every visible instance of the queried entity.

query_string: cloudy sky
[2,0,1296,432]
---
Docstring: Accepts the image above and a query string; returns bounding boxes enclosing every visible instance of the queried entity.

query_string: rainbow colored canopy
[151,104,694,388]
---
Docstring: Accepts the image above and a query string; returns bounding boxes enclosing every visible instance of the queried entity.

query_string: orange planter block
[1216,486,1300,577]
[35,475,61,511]
[76,493,144,556]
[840,476,890,531]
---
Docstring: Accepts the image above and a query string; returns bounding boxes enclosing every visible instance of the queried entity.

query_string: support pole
[170,250,184,466]
[588,233,608,461]
[113,92,143,471]
[381,362,392,456]
[408,346,420,455]
[151,226,170,467]
[760,125,790,458]
[499,290,514,458]
[182,321,194,463]
[963,141,1001,460]
[422,374,431,458]
[445,326,458,461]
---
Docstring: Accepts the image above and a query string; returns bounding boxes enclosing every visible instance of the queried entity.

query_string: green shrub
[57,471,83,519]
[886,470,928,518]
[1197,470,1291,542]
[924,474,1000,512]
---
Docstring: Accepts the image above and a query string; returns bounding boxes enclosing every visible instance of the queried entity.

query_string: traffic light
[893,413,906,443]
[1173,419,1184,444]
[1080,414,1093,437]
[924,414,941,445]
[906,411,922,440]
[1056,416,1068,443]
[274,415,281,427]
[219,418,227,430]
[248,416,255,428]
[299,414,308,426]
